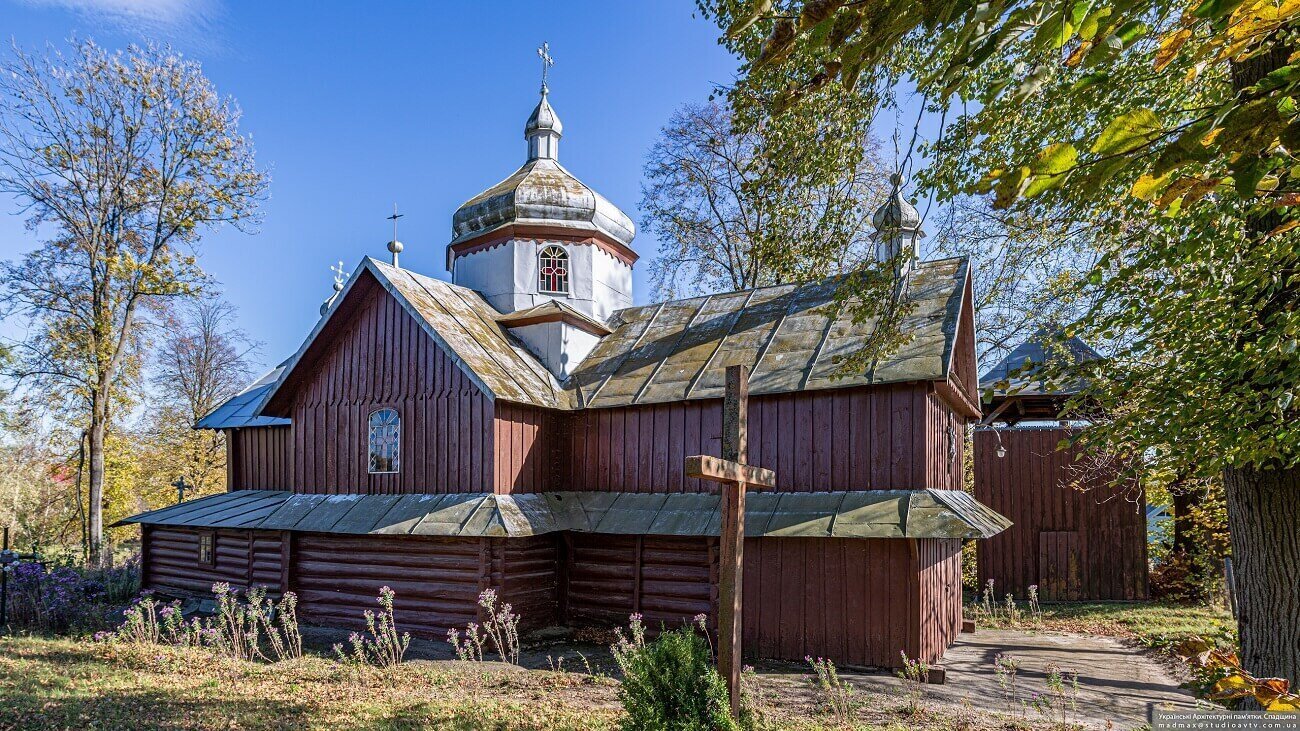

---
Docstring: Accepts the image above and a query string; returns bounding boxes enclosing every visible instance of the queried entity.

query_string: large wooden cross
[685,365,776,717]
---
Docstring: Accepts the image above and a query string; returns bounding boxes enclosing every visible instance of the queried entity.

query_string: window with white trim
[538,245,570,294]
[368,408,400,474]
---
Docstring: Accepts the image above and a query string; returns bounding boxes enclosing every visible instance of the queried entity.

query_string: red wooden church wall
[498,382,968,495]
[143,526,284,597]
[228,426,294,490]
[974,428,1148,600]
[287,287,494,494]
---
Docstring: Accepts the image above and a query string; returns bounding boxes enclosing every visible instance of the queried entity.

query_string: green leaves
[1025,142,1080,197]
[1091,108,1164,157]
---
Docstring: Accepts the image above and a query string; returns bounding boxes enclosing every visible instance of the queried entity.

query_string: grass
[0,634,1058,731]
[971,600,1237,653]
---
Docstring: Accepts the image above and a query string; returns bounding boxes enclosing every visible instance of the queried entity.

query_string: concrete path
[776,629,1201,730]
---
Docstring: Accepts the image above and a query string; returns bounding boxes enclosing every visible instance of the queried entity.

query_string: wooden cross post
[685,365,776,717]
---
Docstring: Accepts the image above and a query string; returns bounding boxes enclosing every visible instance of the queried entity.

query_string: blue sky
[0,0,744,370]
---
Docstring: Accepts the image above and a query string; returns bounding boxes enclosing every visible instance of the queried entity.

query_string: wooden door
[1038,531,1081,601]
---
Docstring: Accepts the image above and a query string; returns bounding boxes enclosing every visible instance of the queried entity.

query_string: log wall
[974,427,1149,600]
[291,532,558,638]
[142,526,284,597]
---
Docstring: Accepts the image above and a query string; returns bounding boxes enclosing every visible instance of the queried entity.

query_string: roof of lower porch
[115,489,1010,541]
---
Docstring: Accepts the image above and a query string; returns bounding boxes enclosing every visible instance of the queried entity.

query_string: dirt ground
[303,623,1199,730]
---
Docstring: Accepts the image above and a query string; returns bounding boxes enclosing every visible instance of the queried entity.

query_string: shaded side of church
[120,88,1009,669]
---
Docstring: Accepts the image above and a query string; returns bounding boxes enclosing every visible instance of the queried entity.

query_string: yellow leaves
[1175,636,1300,712]
[1092,108,1164,157]
[1131,172,1171,201]
[1024,143,1080,197]
[725,0,773,38]
[1214,0,1300,62]
[1155,28,1193,71]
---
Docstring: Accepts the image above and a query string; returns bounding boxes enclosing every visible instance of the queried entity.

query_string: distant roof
[980,329,1102,396]
[194,366,291,429]
[115,488,1010,541]
[569,257,971,408]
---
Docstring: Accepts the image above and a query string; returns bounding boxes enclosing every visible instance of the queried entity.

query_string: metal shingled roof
[201,256,970,425]
[115,488,1009,541]
[568,258,970,409]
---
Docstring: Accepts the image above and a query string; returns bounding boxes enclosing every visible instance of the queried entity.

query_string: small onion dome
[871,173,925,239]
[525,92,563,138]
[387,239,404,255]
[450,93,635,249]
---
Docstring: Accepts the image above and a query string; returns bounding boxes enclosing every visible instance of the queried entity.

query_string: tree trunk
[1223,464,1300,685]
[1171,486,1203,554]
[86,401,106,568]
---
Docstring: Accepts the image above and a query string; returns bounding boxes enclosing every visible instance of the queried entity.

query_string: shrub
[896,651,930,716]
[333,585,409,668]
[4,557,140,634]
[806,656,854,724]
[611,613,742,731]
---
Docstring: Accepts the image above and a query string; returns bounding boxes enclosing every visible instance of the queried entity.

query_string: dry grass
[0,635,1063,731]
[970,600,1236,653]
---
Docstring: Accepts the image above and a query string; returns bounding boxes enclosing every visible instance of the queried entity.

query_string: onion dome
[871,173,925,239]
[450,92,635,249]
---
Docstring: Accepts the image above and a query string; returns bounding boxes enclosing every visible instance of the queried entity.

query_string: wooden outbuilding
[975,333,1148,601]
[119,88,1009,670]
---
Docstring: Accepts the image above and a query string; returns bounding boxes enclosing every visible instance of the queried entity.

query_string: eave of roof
[114,488,1010,541]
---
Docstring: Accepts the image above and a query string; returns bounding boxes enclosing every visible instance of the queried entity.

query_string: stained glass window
[368,408,400,474]
[538,245,569,294]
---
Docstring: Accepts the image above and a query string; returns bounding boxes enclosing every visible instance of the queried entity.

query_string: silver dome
[871,174,923,236]
[451,158,636,247]
[450,93,635,248]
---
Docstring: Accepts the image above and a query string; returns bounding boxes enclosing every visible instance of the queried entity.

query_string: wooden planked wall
[974,427,1149,600]
[229,426,294,490]
[288,288,495,494]
[564,533,952,667]
[916,538,963,663]
[528,383,965,494]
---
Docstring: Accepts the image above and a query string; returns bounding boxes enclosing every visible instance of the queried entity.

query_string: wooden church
[120,85,1008,669]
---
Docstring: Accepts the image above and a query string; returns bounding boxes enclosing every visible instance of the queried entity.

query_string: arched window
[538,245,570,294]
[368,408,400,474]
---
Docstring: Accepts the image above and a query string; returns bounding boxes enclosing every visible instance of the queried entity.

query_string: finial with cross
[537,41,555,95]
[386,204,404,268]
[171,476,191,505]
[330,260,349,293]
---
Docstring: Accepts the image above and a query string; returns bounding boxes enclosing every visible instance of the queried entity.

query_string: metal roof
[194,366,291,429]
[568,257,970,408]
[249,258,569,416]
[980,328,1102,396]
[202,256,971,425]
[115,488,1009,541]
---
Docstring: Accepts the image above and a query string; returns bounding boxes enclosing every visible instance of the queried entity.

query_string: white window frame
[538,244,570,295]
[367,408,400,474]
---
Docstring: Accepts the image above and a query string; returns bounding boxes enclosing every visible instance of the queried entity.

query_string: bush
[611,614,743,731]
[4,557,139,634]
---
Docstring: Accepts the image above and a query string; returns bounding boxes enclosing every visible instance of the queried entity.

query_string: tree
[925,197,1100,369]
[642,101,888,298]
[0,40,266,567]
[135,296,256,509]
[701,0,1300,688]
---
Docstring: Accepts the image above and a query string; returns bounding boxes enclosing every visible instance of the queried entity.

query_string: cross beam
[684,365,772,718]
